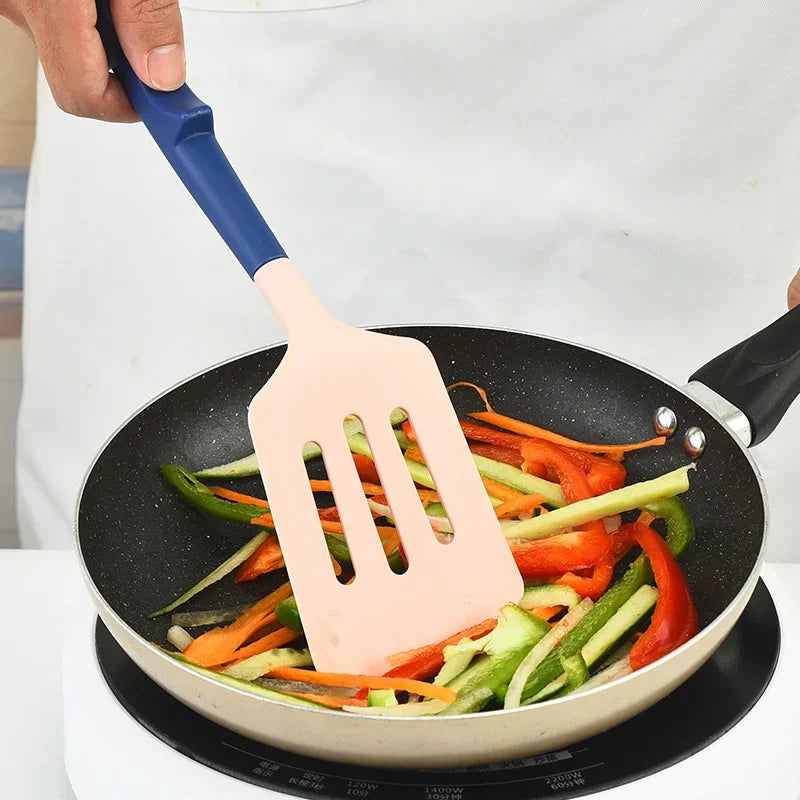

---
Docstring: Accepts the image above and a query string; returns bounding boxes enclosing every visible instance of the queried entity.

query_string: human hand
[789,267,800,310]
[0,0,185,122]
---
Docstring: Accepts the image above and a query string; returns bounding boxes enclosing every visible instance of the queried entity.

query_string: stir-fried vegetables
[153,386,700,714]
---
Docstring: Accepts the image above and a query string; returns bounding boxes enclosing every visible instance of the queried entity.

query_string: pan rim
[74,322,768,723]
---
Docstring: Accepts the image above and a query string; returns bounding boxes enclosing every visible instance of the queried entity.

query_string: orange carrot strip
[404,446,424,463]
[330,552,343,576]
[182,583,293,668]
[378,529,401,557]
[480,476,523,502]
[209,486,270,508]
[493,493,546,519]
[250,512,344,535]
[308,480,384,496]
[265,667,456,703]
[470,411,667,454]
[446,381,495,412]
[531,605,563,621]
[226,626,300,664]
[284,692,368,709]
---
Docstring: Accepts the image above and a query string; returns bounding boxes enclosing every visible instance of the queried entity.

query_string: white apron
[18,0,800,560]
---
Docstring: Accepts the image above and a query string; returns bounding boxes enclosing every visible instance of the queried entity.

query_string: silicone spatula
[95,3,523,676]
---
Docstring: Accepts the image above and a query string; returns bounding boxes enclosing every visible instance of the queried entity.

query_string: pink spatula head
[89,18,522,677]
[251,260,523,676]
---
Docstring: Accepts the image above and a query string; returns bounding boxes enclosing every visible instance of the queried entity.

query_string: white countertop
[1,550,80,800]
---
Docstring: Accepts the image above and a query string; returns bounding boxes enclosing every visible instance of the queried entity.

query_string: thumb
[111,0,186,91]
[789,267,800,311]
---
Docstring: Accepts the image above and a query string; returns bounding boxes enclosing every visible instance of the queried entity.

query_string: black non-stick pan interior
[78,326,765,645]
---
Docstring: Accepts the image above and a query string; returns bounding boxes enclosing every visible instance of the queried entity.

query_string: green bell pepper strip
[520,496,695,701]
[560,652,590,693]
[275,597,303,633]
[162,464,269,524]
[163,464,405,579]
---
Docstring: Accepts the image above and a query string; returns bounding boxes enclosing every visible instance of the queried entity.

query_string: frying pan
[77,307,800,769]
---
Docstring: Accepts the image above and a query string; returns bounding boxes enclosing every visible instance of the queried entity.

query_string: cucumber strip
[438,687,495,716]
[342,699,450,716]
[148,530,270,618]
[426,502,446,517]
[504,598,593,709]
[167,625,194,651]
[506,464,695,541]
[368,690,399,708]
[580,584,658,666]
[595,640,633,672]
[171,604,253,628]
[520,584,582,611]
[194,452,261,480]
[163,651,327,708]
[525,675,566,704]
[348,432,435,488]
[523,586,657,704]
[221,647,312,681]
[251,677,355,697]
[349,433,505,507]
[560,652,590,693]
[471,455,565,507]
[194,410,409,479]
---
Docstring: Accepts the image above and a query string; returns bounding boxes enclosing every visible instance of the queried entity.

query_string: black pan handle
[689,305,800,445]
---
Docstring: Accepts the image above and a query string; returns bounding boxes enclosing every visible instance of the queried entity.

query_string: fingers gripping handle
[690,305,800,445]
[94,0,286,278]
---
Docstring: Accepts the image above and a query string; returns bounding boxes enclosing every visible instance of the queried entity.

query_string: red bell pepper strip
[451,417,626,493]
[519,439,607,537]
[510,530,613,580]
[556,552,615,601]
[234,536,285,583]
[467,442,526,469]
[352,453,381,485]
[459,419,527,449]
[628,524,698,670]
[554,523,640,600]
[353,618,497,700]
[561,450,627,495]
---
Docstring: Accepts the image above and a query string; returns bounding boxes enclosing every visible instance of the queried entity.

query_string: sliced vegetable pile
[153,386,699,715]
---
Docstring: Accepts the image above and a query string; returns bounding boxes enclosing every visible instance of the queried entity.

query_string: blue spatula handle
[94,0,286,278]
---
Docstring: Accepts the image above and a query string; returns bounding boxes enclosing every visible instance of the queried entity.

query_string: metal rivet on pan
[653,406,678,437]
[684,426,706,458]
